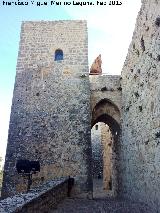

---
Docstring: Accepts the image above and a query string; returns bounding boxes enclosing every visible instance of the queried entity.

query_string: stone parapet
[0,178,70,213]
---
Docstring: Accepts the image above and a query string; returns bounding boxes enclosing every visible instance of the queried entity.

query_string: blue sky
[0,0,141,164]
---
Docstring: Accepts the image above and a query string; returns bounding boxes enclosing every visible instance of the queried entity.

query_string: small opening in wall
[157,55,160,61]
[55,49,63,61]
[155,17,160,27]
[95,124,98,130]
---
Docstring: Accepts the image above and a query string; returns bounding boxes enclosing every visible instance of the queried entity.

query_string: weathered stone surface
[90,54,102,75]
[91,123,112,191]
[91,123,103,179]
[90,76,121,198]
[90,75,122,113]
[50,197,152,213]
[0,178,69,213]
[2,1,160,210]
[101,124,112,190]
[2,20,92,198]
[120,0,160,211]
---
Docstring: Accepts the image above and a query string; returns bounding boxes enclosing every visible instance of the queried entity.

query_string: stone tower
[2,21,92,198]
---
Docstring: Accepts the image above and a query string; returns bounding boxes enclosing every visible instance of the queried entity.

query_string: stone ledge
[0,177,69,213]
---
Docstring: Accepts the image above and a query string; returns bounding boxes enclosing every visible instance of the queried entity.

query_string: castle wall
[90,75,122,113]
[101,124,112,190]
[3,5,160,206]
[2,21,92,198]
[90,76,122,196]
[91,123,103,179]
[121,0,160,210]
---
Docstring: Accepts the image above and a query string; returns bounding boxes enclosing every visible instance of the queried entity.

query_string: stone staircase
[50,197,152,213]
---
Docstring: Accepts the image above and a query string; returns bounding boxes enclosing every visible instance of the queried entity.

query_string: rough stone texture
[120,0,160,211]
[90,75,122,114]
[90,75,122,197]
[91,123,112,191]
[2,21,123,201]
[0,178,69,213]
[50,197,152,213]
[101,124,112,190]
[91,123,103,179]
[2,21,92,198]
[90,54,102,75]
[2,2,160,210]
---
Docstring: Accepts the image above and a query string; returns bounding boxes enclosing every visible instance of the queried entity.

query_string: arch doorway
[91,99,121,198]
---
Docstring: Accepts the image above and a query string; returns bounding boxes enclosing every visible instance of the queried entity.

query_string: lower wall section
[0,178,71,213]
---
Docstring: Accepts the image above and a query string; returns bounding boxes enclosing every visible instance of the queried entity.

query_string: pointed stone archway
[91,99,121,198]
